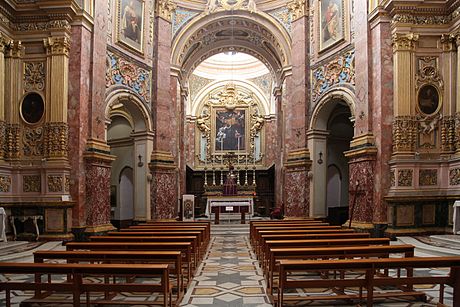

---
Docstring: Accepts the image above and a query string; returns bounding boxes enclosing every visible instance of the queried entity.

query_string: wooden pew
[0,262,171,307]
[90,235,201,265]
[266,244,415,295]
[262,238,391,270]
[108,231,207,258]
[253,229,357,257]
[130,225,210,243]
[139,221,211,243]
[276,257,460,307]
[250,222,332,239]
[122,227,209,254]
[33,250,185,298]
[65,241,194,275]
[250,225,340,246]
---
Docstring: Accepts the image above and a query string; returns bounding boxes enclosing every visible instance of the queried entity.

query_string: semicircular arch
[172,10,291,84]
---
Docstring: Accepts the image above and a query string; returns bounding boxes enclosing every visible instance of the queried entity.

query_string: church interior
[1,0,460,306]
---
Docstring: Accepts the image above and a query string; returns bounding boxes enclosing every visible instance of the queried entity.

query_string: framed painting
[214,108,247,152]
[117,0,144,53]
[319,0,345,51]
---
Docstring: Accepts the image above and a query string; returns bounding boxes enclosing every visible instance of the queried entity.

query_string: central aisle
[180,230,272,306]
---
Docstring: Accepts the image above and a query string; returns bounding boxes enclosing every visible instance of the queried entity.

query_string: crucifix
[348,180,365,229]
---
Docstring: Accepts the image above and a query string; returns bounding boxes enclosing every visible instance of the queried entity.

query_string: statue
[247,0,257,13]
[223,163,237,196]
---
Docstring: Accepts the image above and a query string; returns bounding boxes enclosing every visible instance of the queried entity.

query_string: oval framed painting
[21,92,45,124]
[417,84,440,115]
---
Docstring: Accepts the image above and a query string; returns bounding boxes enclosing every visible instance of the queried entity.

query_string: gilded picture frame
[319,0,345,52]
[116,0,145,53]
[212,108,249,154]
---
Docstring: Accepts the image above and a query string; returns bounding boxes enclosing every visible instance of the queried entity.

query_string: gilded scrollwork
[23,175,41,192]
[11,19,71,32]
[23,126,44,156]
[419,169,437,186]
[441,115,456,152]
[397,169,413,187]
[392,116,417,152]
[390,170,395,187]
[0,175,11,193]
[449,168,460,185]
[392,14,450,25]
[44,123,68,158]
[311,50,355,102]
[392,33,419,52]
[47,175,63,192]
[0,121,5,159]
[24,62,45,92]
[65,175,70,192]
[5,124,20,159]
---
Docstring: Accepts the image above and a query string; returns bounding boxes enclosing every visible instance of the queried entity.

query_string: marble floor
[0,224,459,306]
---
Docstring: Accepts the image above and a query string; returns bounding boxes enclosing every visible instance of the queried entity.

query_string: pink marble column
[150,4,178,219]
[282,12,311,217]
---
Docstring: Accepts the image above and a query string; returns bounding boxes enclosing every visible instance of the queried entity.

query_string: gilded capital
[440,34,456,51]
[392,33,419,52]
[6,40,24,58]
[44,36,71,56]
[0,33,11,53]
[155,0,177,22]
[287,0,305,21]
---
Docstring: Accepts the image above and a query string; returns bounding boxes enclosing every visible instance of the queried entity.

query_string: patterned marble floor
[0,228,458,306]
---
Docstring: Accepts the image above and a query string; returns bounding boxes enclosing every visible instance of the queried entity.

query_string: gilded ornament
[0,121,5,159]
[6,41,24,58]
[44,123,68,158]
[392,14,450,25]
[312,50,355,102]
[0,33,12,53]
[23,127,44,156]
[392,33,419,52]
[5,124,20,159]
[449,168,460,185]
[47,175,63,192]
[397,169,413,187]
[23,175,41,192]
[392,116,417,152]
[441,116,455,152]
[156,0,176,21]
[24,62,45,92]
[390,170,395,187]
[44,36,71,56]
[287,0,305,21]
[65,175,70,192]
[419,169,437,186]
[0,175,11,192]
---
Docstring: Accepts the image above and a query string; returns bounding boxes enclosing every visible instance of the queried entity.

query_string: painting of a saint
[215,109,246,151]
[319,0,344,51]
[117,0,144,52]
[418,84,439,115]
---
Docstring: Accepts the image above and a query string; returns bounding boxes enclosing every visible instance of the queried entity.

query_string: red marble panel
[264,121,277,167]
[348,156,375,223]
[85,159,112,226]
[184,122,195,166]
[151,170,178,219]
[284,169,309,217]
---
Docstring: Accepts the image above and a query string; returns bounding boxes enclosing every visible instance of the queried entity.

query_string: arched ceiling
[193,52,270,79]
[172,10,291,84]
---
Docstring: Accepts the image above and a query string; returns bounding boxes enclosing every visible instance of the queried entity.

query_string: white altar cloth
[206,196,254,216]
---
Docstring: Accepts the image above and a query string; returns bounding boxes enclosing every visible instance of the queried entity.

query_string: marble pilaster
[150,0,178,219]
[369,14,393,224]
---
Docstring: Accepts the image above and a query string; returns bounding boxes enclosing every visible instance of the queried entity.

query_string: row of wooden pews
[0,220,211,307]
[250,219,460,307]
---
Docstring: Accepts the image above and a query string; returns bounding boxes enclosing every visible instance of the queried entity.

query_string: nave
[0,221,460,306]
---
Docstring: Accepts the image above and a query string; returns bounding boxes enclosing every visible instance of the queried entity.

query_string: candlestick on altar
[212,166,216,186]
[244,167,248,186]
[236,166,240,185]
[253,165,256,187]
[220,166,224,185]
[204,166,208,186]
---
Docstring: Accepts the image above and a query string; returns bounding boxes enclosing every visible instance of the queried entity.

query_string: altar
[206,196,254,217]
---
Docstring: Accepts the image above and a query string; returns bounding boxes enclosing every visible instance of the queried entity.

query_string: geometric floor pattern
[180,235,272,306]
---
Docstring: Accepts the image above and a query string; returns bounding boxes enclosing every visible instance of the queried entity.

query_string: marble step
[396,236,460,257]
[0,241,64,262]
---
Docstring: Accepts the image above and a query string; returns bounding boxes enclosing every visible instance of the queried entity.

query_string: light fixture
[317,152,323,165]
[138,154,144,167]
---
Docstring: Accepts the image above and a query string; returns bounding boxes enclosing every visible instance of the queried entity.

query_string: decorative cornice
[286,0,305,21]
[156,0,177,22]
[392,13,450,25]
[44,36,71,56]
[392,33,419,52]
